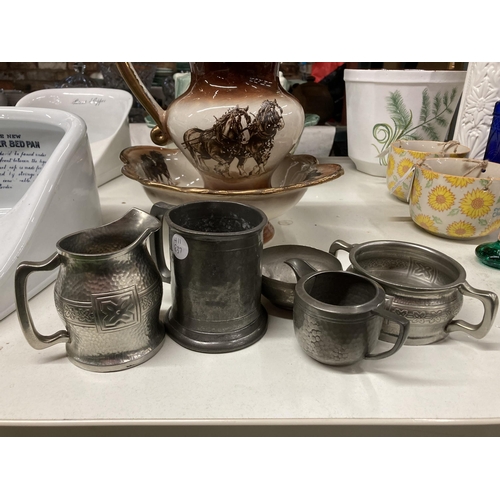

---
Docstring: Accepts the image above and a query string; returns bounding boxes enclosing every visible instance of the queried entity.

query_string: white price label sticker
[172,234,189,260]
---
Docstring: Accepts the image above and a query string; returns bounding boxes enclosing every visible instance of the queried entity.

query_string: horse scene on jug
[182,99,285,178]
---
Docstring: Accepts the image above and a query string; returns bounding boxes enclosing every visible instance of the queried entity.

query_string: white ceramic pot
[344,69,466,177]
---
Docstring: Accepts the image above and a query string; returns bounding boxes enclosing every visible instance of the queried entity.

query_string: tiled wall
[0,62,177,92]
[1,62,463,93]
[1,62,96,92]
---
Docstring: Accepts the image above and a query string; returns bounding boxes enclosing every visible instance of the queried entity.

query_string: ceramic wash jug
[116,62,305,190]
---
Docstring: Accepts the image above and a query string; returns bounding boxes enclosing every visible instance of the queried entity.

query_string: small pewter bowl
[261,245,342,310]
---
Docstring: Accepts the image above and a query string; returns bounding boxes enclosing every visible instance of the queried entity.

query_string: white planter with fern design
[344,69,466,177]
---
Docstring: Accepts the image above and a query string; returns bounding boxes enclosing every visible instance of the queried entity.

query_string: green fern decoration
[387,91,413,130]
[433,93,442,116]
[372,86,459,165]
[419,89,430,123]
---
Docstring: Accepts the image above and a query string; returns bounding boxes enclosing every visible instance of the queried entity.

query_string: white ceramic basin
[0,107,102,319]
[16,88,133,186]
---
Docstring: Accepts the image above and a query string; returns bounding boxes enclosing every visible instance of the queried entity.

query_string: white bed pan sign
[0,107,102,320]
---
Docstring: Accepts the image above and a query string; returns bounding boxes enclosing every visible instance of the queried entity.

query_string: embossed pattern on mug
[296,312,378,365]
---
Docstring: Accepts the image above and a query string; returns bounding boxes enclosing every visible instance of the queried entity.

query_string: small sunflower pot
[386,140,470,202]
[409,158,500,239]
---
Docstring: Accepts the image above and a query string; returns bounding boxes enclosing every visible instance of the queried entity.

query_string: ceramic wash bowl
[16,88,133,186]
[0,107,102,320]
[120,146,343,239]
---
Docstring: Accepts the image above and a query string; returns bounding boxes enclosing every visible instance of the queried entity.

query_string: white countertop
[1,124,499,436]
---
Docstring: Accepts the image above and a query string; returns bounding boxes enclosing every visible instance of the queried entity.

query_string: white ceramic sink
[0,107,102,319]
[16,88,133,186]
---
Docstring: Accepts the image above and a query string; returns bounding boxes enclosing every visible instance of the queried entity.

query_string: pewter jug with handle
[15,209,166,372]
[150,200,268,353]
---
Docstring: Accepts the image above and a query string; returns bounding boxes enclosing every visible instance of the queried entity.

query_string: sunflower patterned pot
[409,157,500,239]
[386,140,470,202]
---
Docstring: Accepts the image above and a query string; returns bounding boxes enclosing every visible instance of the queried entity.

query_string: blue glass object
[483,101,500,162]
[475,101,500,270]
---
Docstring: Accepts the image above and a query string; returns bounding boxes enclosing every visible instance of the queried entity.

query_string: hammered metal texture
[52,210,165,371]
[162,201,268,353]
[294,304,381,366]
[344,241,470,344]
[293,272,384,366]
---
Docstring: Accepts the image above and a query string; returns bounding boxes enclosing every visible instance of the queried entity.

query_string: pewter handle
[14,254,70,350]
[150,202,174,284]
[445,282,499,340]
[284,258,318,279]
[365,306,410,360]
[329,240,354,256]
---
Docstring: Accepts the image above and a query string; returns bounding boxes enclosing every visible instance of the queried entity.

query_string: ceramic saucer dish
[120,147,344,224]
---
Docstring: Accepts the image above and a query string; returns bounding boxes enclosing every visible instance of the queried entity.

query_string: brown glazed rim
[120,147,344,196]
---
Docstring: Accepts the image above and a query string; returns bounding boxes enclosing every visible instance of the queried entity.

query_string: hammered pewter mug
[150,200,268,353]
[15,209,166,372]
[285,259,409,366]
[330,239,499,345]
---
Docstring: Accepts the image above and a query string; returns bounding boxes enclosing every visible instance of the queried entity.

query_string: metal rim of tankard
[294,270,387,319]
[346,240,467,292]
[164,200,268,237]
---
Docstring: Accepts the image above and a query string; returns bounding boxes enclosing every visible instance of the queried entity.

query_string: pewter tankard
[151,201,268,353]
[15,209,166,372]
